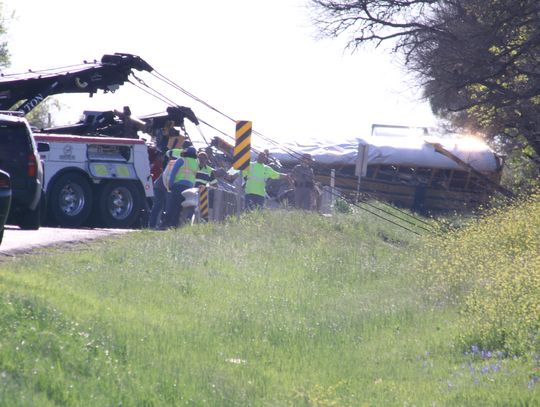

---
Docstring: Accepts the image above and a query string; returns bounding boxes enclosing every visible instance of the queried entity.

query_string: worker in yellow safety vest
[242,151,288,210]
[177,150,225,224]
[148,140,192,229]
[163,146,199,228]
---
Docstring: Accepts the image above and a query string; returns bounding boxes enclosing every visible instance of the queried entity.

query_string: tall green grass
[0,205,538,406]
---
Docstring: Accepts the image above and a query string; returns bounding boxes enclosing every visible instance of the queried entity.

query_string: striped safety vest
[195,165,216,187]
[173,156,199,185]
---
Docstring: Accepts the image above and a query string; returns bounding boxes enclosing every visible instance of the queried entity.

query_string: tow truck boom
[0,53,153,114]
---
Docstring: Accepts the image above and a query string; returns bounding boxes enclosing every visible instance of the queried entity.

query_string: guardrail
[187,181,335,224]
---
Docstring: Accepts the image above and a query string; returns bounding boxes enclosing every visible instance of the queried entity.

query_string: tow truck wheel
[49,172,93,228]
[98,181,142,228]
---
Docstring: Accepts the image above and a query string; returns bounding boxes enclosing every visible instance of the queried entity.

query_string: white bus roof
[267,133,501,173]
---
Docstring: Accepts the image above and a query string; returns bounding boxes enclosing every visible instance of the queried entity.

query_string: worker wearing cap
[242,151,288,210]
[163,146,199,228]
[291,153,316,210]
[194,151,218,188]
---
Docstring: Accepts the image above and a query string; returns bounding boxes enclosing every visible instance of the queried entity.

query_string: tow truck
[0,53,198,228]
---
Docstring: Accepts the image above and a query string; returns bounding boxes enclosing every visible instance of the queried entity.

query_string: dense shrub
[418,193,540,355]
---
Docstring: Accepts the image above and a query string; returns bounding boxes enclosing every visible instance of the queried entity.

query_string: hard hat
[182,140,193,149]
[183,147,198,158]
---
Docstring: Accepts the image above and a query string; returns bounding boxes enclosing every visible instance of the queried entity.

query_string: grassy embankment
[0,196,539,406]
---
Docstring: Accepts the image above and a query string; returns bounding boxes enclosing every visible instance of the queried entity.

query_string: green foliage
[498,141,540,194]
[0,2,10,68]
[0,208,539,405]
[334,197,352,214]
[417,193,540,356]
[422,0,540,163]
[0,210,425,405]
[24,98,61,129]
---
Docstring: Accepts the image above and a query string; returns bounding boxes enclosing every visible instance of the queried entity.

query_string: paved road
[0,226,133,257]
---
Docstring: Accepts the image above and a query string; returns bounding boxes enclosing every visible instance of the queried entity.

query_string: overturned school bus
[269,125,506,212]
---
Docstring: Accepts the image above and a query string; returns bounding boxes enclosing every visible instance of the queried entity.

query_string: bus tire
[98,181,142,228]
[49,172,93,228]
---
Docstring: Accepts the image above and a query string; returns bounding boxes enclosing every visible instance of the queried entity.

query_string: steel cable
[138,72,436,233]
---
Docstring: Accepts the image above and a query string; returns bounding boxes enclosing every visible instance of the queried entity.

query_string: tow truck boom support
[0,53,153,114]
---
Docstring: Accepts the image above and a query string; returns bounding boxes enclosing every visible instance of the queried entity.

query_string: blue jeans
[148,175,166,229]
[164,183,191,228]
[245,193,264,210]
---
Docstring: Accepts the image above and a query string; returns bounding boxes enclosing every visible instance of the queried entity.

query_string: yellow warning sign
[233,120,252,170]
[199,185,209,221]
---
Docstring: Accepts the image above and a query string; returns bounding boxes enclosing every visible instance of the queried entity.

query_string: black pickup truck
[0,112,47,230]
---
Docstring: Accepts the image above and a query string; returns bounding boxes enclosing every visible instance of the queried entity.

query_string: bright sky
[2,0,438,149]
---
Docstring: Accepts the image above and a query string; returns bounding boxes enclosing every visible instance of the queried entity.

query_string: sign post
[199,185,209,222]
[233,121,252,216]
[355,144,369,203]
[233,121,252,171]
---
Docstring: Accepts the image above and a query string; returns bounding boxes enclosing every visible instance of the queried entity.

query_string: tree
[25,99,60,129]
[0,1,11,68]
[310,0,540,166]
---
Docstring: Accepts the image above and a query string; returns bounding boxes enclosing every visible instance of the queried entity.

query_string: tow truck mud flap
[89,162,137,179]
